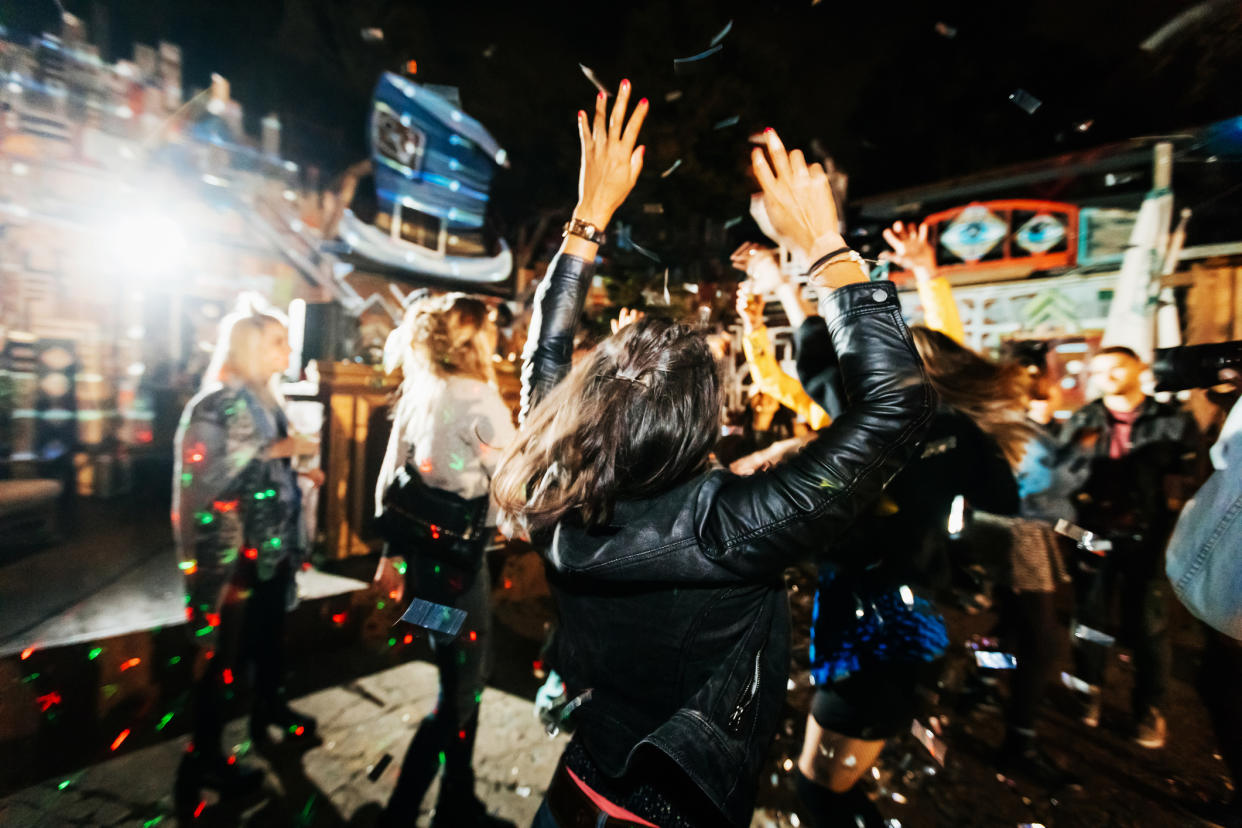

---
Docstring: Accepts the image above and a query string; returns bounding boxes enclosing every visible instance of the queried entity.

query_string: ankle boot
[430,777,516,828]
[174,749,264,817]
[379,714,448,825]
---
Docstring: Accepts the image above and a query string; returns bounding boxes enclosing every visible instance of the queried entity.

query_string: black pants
[190,559,292,758]
[998,590,1058,730]
[1199,625,1242,806]
[385,555,492,819]
[1072,543,1170,712]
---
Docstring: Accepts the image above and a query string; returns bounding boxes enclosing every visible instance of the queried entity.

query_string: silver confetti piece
[710,20,734,47]
[399,597,467,636]
[1009,89,1042,114]
[661,159,683,178]
[578,63,611,97]
[674,44,723,65]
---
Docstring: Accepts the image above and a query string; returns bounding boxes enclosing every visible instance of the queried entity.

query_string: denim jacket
[1166,395,1242,639]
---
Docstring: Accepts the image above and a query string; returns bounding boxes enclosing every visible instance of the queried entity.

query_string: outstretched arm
[881,220,965,345]
[519,82,648,423]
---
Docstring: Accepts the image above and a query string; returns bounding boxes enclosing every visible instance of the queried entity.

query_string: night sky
[5,0,1241,240]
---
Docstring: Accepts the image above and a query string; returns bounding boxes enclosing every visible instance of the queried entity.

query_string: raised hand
[880,221,936,274]
[574,79,648,230]
[729,242,785,294]
[735,285,765,333]
[610,307,644,335]
[751,129,843,261]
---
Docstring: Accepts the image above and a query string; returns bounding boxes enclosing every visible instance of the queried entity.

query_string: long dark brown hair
[911,326,1034,468]
[493,317,722,533]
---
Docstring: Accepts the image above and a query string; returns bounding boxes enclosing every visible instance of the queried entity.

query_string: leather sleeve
[793,316,847,420]
[698,281,935,575]
[519,251,594,425]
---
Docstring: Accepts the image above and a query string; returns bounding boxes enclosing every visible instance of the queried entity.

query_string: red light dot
[403,634,413,644]
[389,590,400,600]
[222,668,234,685]
[185,607,195,621]
[193,800,207,818]
[468,630,477,642]
[458,729,466,740]
[294,725,305,736]
[205,613,221,628]
[503,579,512,590]
[430,524,440,540]
[110,728,131,751]
[244,548,258,560]
[20,647,34,660]
[204,650,215,660]
[332,612,347,625]
[182,561,198,575]
[227,755,236,765]
[419,459,433,474]
[120,657,141,671]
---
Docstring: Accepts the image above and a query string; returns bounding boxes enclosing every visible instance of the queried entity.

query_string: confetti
[664,90,683,102]
[578,63,611,97]
[367,753,393,781]
[934,22,958,38]
[360,28,384,42]
[660,159,683,178]
[674,44,723,66]
[663,268,671,304]
[1008,89,1042,114]
[713,115,740,130]
[400,598,467,636]
[710,20,734,47]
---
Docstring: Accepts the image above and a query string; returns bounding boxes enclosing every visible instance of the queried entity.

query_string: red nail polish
[598,90,605,100]
[621,78,630,86]
[578,110,586,119]
[764,127,774,134]
[639,97,648,106]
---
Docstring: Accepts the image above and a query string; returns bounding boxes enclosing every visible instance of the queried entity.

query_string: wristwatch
[563,217,606,246]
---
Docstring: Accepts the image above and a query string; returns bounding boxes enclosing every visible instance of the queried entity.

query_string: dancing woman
[492,82,934,828]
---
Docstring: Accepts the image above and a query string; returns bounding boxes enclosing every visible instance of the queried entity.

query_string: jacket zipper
[727,647,763,733]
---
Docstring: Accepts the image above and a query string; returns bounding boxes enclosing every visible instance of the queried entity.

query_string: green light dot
[144,817,165,828]
[434,565,441,574]
[58,779,71,790]
[265,489,276,498]
[254,492,266,501]
[377,601,385,610]
[395,561,407,575]
[168,656,181,666]
[387,637,396,647]
[156,713,174,731]
[23,673,40,683]
[88,647,102,660]
[438,751,446,766]
[178,560,196,571]
[195,626,214,637]
[180,472,193,487]
[102,684,118,698]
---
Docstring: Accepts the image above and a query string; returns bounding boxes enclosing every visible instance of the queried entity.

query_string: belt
[545,760,652,828]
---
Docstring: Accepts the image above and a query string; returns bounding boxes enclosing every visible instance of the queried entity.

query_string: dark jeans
[1199,624,1242,805]
[190,559,292,758]
[1072,541,1170,713]
[384,555,492,819]
[531,800,558,828]
[998,590,1058,730]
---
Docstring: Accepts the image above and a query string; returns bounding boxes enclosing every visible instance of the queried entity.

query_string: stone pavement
[0,660,569,827]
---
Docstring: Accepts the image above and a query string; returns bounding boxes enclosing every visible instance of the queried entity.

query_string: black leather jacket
[520,252,934,826]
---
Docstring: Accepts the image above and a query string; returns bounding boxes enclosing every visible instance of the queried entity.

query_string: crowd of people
[171,82,1241,827]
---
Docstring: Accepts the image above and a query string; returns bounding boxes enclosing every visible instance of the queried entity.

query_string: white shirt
[376,375,516,518]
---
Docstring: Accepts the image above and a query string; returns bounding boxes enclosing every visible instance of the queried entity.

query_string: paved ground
[1,543,1236,828]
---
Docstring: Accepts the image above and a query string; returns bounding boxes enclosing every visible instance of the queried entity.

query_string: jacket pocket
[726,645,763,735]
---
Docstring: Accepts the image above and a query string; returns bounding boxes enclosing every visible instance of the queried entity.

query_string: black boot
[998,727,1081,789]
[174,748,265,817]
[793,770,885,828]
[379,714,448,826]
[430,777,516,828]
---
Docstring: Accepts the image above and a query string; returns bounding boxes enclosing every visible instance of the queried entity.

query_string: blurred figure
[171,295,320,816]
[1059,346,1201,748]
[373,293,516,828]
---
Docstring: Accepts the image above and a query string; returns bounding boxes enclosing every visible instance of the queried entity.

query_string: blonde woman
[171,295,320,815]
[374,293,516,828]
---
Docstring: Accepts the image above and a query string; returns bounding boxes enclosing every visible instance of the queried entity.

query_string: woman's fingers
[592,90,608,146]
[918,222,929,244]
[577,110,591,155]
[789,148,809,180]
[882,226,902,251]
[609,79,631,141]
[751,147,779,195]
[620,96,648,151]
[628,145,645,186]
[765,129,794,182]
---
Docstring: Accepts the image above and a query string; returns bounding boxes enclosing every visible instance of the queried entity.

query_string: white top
[375,375,516,519]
